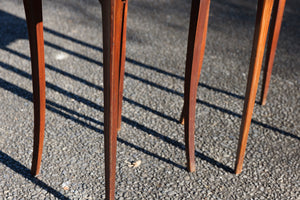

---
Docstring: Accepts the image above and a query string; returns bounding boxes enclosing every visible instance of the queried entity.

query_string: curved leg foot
[23,0,46,176]
[183,0,210,172]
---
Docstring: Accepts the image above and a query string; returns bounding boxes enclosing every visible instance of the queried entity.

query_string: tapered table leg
[260,0,286,105]
[183,0,210,172]
[101,0,127,199]
[23,0,46,176]
[235,0,274,174]
[117,0,128,131]
[180,0,210,125]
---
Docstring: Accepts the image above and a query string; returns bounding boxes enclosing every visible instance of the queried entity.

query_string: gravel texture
[0,0,299,199]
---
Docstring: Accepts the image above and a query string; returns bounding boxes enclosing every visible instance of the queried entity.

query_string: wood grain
[180,0,209,126]
[117,0,128,131]
[101,0,128,199]
[261,0,286,105]
[183,0,210,172]
[235,0,274,174]
[23,0,46,176]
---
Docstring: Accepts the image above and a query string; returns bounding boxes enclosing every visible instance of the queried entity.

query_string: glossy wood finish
[180,0,209,126]
[100,0,128,199]
[183,0,210,172]
[21,0,285,199]
[235,0,274,174]
[180,0,285,174]
[260,0,286,105]
[23,0,46,176]
[117,0,128,131]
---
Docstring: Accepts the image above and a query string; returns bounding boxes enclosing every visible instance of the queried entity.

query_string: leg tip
[180,118,185,125]
[30,169,39,177]
[187,163,196,172]
[179,108,184,125]
[261,96,267,106]
[234,166,242,175]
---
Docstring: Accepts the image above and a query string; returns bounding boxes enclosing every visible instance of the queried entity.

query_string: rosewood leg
[23,0,46,176]
[117,0,128,131]
[183,0,210,172]
[100,0,127,199]
[260,0,286,105]
[235,0,274,174]
[180,0,209,125]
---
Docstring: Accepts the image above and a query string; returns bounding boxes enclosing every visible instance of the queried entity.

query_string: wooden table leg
[183,0,210,172]
[23,0,46,176]
[235,0,274,174]
[260,0,286,105]
[117,0,128,131]
[101,0,127,199]
[180,0,210,125]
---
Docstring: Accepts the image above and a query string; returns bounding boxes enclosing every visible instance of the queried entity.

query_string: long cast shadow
[0,8,298,182]
[2,9,291,140]
[1,46,298,142]
[43,28,249,102]
[0,51,178,124]
[5,45,298,142]
[125,70,299,141]
[3,47,298,141]
[0,77,185,170]
[3,54,297,175]
[1,48,298,177]
[0,8,248,103]
[0,151,71,200]
[0,76,233,173]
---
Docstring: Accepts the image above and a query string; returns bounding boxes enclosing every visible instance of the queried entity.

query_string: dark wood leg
[183,0,210,172]
[260,0,286,105]
[180,0,209,125]
[23,0,46,176]
[235,0,274,174]
[101,0,127,199]
[117,0,128,131]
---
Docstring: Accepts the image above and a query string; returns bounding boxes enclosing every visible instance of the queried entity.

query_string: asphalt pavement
[0,0,299,199]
